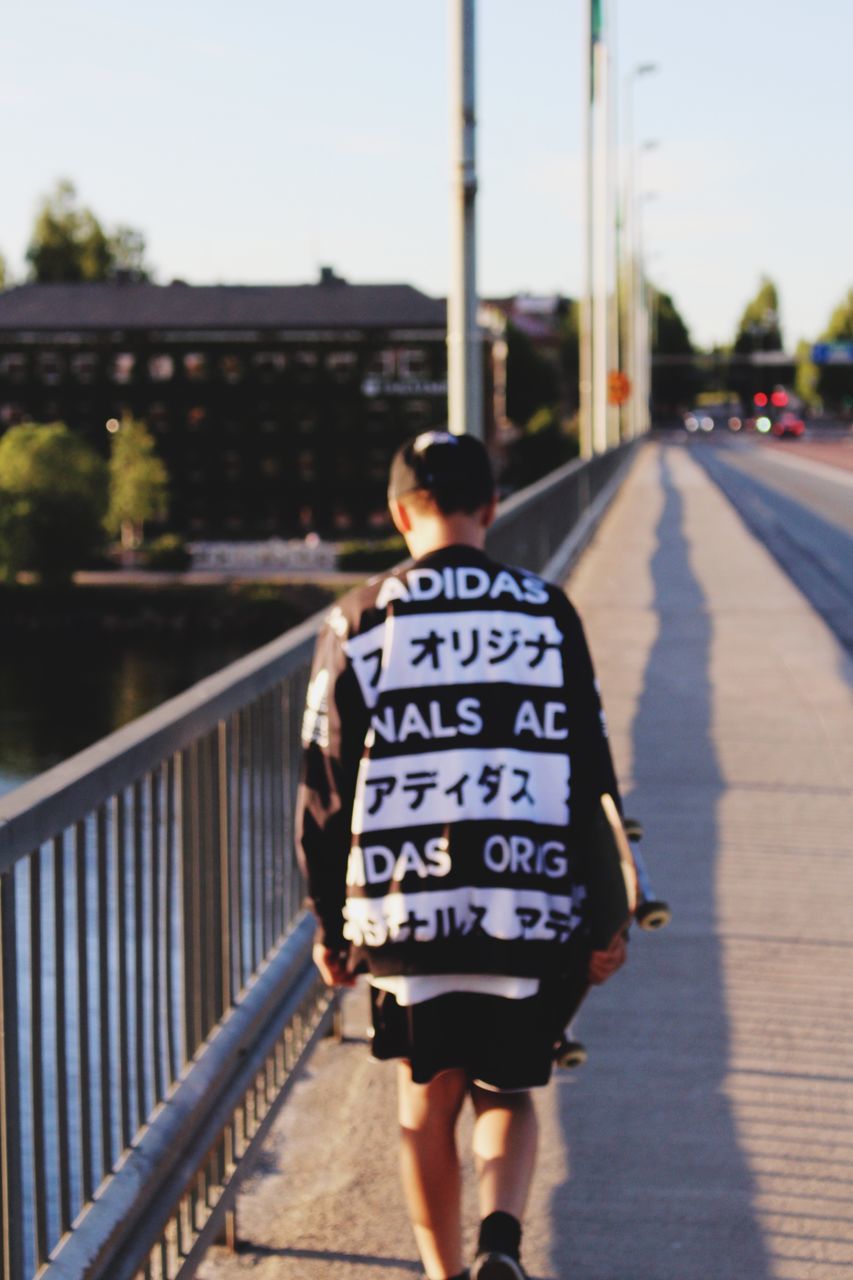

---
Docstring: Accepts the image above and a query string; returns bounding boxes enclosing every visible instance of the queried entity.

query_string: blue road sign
[812,342,853,365]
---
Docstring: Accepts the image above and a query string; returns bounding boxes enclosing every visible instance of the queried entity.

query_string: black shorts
[369,984,562,1091]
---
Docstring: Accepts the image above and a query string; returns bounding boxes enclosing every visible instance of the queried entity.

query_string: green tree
[650,287,701,414]
[816,288,853,415]
[502,406,578,489]
[794,339,820,409]
[25,179,150,283]
[105,417,169,549]
[734,276,784,354]
[0,422,107,582]
[731,277,792,406]
[557,301,580,413]
[505,322,559,427]
[109,225,149,278]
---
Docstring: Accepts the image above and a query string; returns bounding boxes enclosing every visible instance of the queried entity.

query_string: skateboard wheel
[554,1038,588,1069]
[636,900,672,930]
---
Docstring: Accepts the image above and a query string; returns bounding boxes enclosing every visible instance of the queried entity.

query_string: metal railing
[0,440,635,1280]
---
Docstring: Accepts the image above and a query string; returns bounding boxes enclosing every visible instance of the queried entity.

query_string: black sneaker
[470,1252,527,1280]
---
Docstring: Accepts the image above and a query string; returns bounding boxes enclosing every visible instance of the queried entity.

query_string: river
[0,632,263,799]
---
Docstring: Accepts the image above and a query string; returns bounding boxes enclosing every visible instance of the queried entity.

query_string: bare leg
[397,1063,468,1280]
[470,1086,538,1221]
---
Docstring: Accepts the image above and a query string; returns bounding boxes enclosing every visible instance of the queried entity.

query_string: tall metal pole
[591,28,609,456]
[605,0,621,447]
[623,64,657,440]
[636,192,652,432]
[578,0,594,460]
[448,0,482,438]
[621,73,636,439]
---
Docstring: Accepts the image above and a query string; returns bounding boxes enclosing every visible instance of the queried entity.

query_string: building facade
[0,271,461,536]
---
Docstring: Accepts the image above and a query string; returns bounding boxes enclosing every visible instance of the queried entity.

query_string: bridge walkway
[200,438,853,1280]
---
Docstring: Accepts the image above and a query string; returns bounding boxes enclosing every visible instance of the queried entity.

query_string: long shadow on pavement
[550,444,773,1279]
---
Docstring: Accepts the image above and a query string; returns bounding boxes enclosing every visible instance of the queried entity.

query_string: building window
[367,448,388,481]
[367,349,396,378]
[260,457,280,479]
[70,352,97,384]
[0,353,28,384]
[187,407,206,431]
[111,352,135,384]
[220,354,244,384]
[37,352,63,386]
[404,398,431,428]
[295,351,318,383]
[149,354,175,382]
[252,351,288,381]
[149,401,169,433]
[298,450,316,481]
[0,403,22,426]
[398,348,429,380]
[366,399,391,433]
[326,350,358,383]
[184,352,208,382]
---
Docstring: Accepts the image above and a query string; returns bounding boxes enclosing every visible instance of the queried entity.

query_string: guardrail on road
[0,440,635,1280]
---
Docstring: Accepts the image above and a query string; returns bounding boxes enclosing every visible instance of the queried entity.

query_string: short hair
[396,485,493,517]
[387,430,495,513]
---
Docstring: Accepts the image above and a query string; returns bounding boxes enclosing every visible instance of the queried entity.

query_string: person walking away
[297,430,626,1280]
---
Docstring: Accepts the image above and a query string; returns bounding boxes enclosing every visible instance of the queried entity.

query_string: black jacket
[295,544,621,978]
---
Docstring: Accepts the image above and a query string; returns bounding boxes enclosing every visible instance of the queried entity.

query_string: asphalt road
[691,437,853,653]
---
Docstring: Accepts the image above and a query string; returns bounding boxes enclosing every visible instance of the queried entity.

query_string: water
[0,632,261,799]
[0,629,294,1274]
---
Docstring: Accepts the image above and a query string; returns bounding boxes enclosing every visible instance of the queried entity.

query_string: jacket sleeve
[559,596,623,827]
[295,614,370,950]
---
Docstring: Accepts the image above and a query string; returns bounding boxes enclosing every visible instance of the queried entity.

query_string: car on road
[683,404,745,434]
[771,411,805,439]
[683,409,716,434]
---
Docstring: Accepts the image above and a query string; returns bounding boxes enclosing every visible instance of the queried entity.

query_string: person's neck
[405,518,487,561]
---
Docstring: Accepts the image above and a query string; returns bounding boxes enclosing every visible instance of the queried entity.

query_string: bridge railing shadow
[551,445,773,1279]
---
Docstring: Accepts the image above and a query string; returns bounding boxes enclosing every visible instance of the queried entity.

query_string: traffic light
[770,389,788,407]
[753,392,768,407]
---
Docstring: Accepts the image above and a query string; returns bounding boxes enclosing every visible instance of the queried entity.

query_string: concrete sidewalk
[200,440,853,1280]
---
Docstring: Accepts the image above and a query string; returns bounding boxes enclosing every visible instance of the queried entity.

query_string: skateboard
[552,796,671,1068]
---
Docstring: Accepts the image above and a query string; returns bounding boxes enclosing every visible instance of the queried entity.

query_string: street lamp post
[447,0,482,439]
[621,62,657,438]
[580,0,612,459]
[636,188,658,431]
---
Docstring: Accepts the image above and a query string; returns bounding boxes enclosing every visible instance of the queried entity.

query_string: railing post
[0,868,24,1280]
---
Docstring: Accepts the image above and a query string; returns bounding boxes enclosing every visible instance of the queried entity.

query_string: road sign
[812,342,853,365]
[607,370,631,405]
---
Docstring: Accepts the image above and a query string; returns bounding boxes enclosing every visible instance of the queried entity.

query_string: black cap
[387,430,495,510]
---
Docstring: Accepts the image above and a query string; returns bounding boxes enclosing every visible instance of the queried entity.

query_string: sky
[2,0,851,350]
